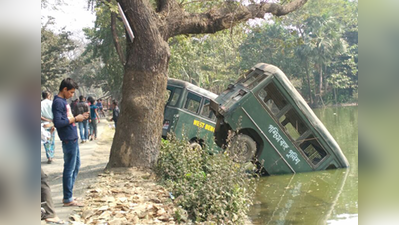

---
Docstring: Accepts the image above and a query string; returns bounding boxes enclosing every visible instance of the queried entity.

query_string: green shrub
[156,137,257,224]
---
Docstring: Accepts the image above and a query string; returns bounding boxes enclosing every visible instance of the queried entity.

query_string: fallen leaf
[98,206,109,211]
[69,214,81,222]
[82,209,95,219]
[98,210,111,219]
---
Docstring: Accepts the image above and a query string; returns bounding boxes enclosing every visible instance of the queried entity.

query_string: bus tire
[230,134,257,163]
[189,142,202,151]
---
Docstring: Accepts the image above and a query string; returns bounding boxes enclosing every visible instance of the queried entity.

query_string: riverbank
[311,102,358,109]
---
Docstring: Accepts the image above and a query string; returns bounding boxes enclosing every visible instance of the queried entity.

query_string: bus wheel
[189,142,202,151]
[229,134,257,163]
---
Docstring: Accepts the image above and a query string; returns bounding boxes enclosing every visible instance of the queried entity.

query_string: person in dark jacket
[74,95,90,143]
[52,78,88,207]
[110,100,120,128]
[70,99,78,116]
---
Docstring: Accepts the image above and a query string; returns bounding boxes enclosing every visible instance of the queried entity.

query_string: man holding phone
[52,78,89,207]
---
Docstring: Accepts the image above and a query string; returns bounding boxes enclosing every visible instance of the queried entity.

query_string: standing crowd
[70,96,102,143]
[40,78,119,224]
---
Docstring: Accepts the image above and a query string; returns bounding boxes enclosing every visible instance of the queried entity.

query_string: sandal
[46,220,65,225]
[46,220,66,225]
[45,217,65,224]
[63,200,84,207]
[62,197,79,203]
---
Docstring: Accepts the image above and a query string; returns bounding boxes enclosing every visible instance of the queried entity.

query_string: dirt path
[41,119,113,224]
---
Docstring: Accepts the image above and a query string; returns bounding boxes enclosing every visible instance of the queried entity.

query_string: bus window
[300,135,328,165]
[201,99,215,120]
[238,70,255,84]
[279,109,308,141]
[165,89,171,105]
[258,82,288,116]
[184,92,202,113]
[166,87,182,107]
[241,69,266,89]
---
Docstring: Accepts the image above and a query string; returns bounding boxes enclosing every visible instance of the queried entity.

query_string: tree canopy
[41,18,76,91]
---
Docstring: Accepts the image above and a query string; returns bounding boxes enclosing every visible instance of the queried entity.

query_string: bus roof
[253,63,349,167]
[167,78,218,100]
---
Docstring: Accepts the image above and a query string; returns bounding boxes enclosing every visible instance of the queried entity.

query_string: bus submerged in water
[209,63,349,175]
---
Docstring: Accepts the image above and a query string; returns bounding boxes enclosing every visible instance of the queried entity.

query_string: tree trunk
[318,64,323,97]
[111,11,126,65]
[106,0,169,169]
[305,60,313,105]
[313,68,318,105]
[334,87,337,104]
[324,64,328,99]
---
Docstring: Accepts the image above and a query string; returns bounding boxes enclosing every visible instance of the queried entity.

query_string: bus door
[163,85,183,138]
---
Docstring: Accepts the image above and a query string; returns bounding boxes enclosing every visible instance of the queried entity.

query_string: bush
[156,137,257,224]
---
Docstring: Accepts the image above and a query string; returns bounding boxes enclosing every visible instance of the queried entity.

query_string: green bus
[163,78,219,151]
[210,63,349,175]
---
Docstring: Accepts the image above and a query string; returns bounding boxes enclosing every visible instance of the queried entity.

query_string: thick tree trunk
[107,0,169,169]
[107,68,167,168]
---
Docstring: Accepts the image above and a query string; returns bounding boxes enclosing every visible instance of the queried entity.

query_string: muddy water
[248,106,358,224]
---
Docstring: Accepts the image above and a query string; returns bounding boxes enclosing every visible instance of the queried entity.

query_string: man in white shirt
[41,91,56,164]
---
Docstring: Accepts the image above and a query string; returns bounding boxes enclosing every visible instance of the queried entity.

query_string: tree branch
[111,11,126,65]
[98,0,124,21]
[166,0,308,38]
[156,0,180,14]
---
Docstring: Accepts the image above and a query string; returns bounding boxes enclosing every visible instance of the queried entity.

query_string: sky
[39,0,271,41]
[41,0,96,41]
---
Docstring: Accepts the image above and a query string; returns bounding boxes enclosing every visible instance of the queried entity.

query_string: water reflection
[249,106,358,224]
[250,169,349,224]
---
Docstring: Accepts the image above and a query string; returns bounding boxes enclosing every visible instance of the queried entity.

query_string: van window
[300,135,327,165]
[258,82,288,116]
[184,92,202,113]
[201,99,215,120]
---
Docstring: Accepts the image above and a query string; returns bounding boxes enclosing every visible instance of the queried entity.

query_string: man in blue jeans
[52,78,89,207]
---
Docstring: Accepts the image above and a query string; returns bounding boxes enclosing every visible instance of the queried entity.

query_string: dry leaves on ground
[70,167,184,225]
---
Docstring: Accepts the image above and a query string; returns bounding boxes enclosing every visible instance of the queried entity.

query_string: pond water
[248,106,358,225]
